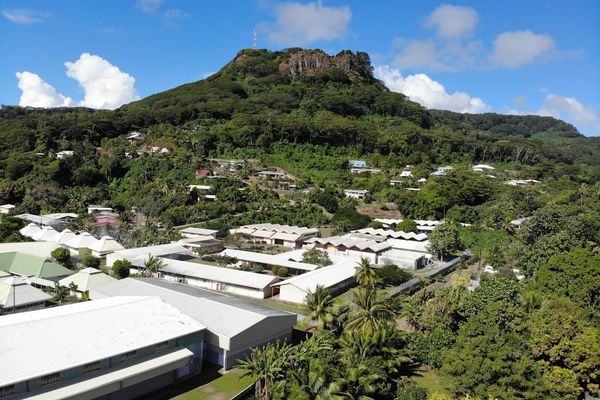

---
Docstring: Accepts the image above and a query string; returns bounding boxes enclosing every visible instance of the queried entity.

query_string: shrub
[112,260,131,279]
[376,264,412,286]
[82,255,100,269]
[252,265,264,273]
[51,247,72,268]
[276,267,289,277]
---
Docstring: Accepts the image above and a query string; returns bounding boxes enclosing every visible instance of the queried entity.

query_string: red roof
[196,169,210,177]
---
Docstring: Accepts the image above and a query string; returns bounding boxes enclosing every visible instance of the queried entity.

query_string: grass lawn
[146,364,254,400]
[413,368,452,395]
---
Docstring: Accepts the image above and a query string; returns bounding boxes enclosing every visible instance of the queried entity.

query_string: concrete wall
[161,273,270,299]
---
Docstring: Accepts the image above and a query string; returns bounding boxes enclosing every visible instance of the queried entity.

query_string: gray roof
[92,278,296,351]
[0,277,52,308]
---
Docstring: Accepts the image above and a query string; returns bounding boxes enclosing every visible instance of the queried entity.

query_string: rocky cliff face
[278,50,374,82]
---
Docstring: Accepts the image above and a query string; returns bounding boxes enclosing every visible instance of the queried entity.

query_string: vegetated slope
[2,48,597,169]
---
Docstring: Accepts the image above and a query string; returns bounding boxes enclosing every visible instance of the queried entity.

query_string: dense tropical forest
[0,48,599,398]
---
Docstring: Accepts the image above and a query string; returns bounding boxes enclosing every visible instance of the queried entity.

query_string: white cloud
[136,0,164,13]
[16,53,139,110]
[425,4,478,39]
[2,9,51,24]
[64,53,140,109]
[491,30,555,68]
[261,1,351,46]
[15,72,74,108]
[538,94,600,132]
[375,65,490,114]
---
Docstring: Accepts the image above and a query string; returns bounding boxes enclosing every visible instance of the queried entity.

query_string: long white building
[92,278,297,370]
[231,223,320,249]
[272,259,359,304]
[158,258,281,299]
[0,296,205,399]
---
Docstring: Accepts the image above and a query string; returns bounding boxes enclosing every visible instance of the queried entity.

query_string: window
[154,341,168,353]
[83,361,101,374]
[41,373,60,386]
[0,385,15,398]
[120,351,137,363]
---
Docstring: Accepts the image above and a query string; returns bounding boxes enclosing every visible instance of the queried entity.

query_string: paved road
[388,256,464,298]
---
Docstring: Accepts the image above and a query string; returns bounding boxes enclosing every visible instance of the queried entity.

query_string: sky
[1,0,599,135]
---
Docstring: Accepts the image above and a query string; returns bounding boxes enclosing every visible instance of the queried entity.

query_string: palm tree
[238,342,291,400]
[305,285,335,330]
[334,363,381,400]
[289,368,344,400]
[52,283,69,304]
[520,290,542,313]
[143,254,166,277]
[353,258,378,288]
[346,288,394,334]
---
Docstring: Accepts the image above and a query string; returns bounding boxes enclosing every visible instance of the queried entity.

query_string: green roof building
[0,252,73,280]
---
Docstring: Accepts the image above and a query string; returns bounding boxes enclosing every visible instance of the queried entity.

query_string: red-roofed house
[196,169,211,178]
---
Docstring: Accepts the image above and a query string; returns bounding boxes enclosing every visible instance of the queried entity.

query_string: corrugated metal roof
[221,249,318,272]
[92,278,295,349]
[353,228,428,241]
[180,227,218,236]
[0,296,205,387]
[160,259,279,289]
[387,239,430,253]
[114,243,188,261]
[272,260,359,292]
[0,251,73,279]
[58,268,117,291]
[64,232,99,249]
[307,236,391,253]
[88,236,125,253]
[0,276,52,308]
[31,226,60,242]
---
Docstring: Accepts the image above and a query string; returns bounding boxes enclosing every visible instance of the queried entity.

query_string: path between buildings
[387,256,464,298]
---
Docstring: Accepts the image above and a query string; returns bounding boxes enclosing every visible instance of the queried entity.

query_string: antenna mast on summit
[252,29,257,49]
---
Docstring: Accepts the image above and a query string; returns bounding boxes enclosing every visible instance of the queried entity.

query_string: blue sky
[1,0,599,135]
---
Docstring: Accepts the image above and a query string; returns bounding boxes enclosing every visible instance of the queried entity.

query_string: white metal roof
[0,296,204,387]
[387,238,430,253]
[88,236,125,253]
[92,278,296,350]
[64,232,99,249]
[221,249,318,272]
[237,223,319,236]
[353,228,428,241]
[31,226,60,242]
[0,242,59,258]
[113,243,188,262]
[41,213,78,220]
[272,260,359,292]
[19,223,42,238]
[15,213,61,226]
[180,227,218,236]
[58,268,117,291]
[0,276,52,308]
[160,259,280,290]
[54,229,77,245]
[306,236,391,253]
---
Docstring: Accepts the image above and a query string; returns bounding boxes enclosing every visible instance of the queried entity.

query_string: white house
[87,205,114,214]
[179,227,219,239]
[399,171,413,178]
[232,224,320,249]
[89,236,125,258]
[0,204,15,214]
[472,164,495,172]
[256,171,286,179]
[55,150,74,159]
[158,258,281,299]
[0,276,52,314]
[344,189,369,200]
[41,213,78,224]
[63,232,99,255]
[350,168,381,174]
[58,267,117,297]
[31,226,60,242]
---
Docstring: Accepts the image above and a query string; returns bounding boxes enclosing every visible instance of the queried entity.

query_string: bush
[51,247,72,268]
[376,264,412,286]
[240,262,252,271]
[252,265,264,273]
[276,267,289,277]
[112,260,131,279]
[82,255,100,269]
[271,265,280,275]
